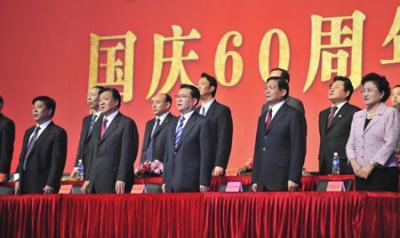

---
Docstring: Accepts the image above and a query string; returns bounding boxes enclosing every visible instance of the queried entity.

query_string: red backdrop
[0,0,399,173]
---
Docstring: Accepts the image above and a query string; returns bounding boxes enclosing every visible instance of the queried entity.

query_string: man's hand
[199,185,209,192]
[115,180,126,194]
[251,183,257,192]
[14,181,20,195]
[70,168,78,179]
[212,166,225,176]
[288,180,299,192]
[161,184,166,193]
[81,180,90,194]
[42,185,54,194]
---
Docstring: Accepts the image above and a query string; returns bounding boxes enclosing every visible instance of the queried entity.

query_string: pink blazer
[346,103,400,167]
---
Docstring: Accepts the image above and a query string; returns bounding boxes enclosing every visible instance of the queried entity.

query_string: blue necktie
[23,126,41,170]
[145,118,160,160]
[87,114,97,137]
[174,116,185,149]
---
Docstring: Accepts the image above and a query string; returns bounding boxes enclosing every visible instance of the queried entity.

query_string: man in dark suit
[261,68,305,114]
[70,86,103,179]
[140,93,176,163]
[162,84,213,193]
[0,96,15,183]
[318,76,360,175]
[252,77,307,191]
[83,88,138,194]
[15,96,67,194]
[196,73,233,176]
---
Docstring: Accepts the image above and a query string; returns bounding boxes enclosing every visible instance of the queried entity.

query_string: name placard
[131,184,146,194]
[326,181,345,191]
[59,185,73,194]
[225,182,242,192]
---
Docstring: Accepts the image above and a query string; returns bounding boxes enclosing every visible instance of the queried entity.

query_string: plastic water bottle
[77,159,84,181]
[331,152,340,175]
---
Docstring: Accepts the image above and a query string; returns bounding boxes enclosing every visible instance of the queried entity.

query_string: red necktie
[327,106,338,128]
[100,119,108,138]
[265,108,272,131]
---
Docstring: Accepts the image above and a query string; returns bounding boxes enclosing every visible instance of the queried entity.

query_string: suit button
[264,136,267,139]
[262,147,266,151]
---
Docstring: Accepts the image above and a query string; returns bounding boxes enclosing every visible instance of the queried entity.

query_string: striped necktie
[174,116,185,149]
[23,126,41,170]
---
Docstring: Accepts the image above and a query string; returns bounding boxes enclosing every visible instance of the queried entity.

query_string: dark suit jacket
[163,111,213,192]
[0,113,15,174]
[88,112,139,194]
[74,114,95,177]
[252,103,307,191]
[196,100,233,169]
[261,96,305,114]
[16,122,67,194]
[140,113,177,163]
[318,102,360,175]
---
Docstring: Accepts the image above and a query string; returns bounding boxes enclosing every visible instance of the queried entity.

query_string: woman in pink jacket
[346,73,400,191]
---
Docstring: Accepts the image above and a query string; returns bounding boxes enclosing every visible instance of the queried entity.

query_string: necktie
[265,108,272,131]
[327,106,338,128]
[100,118,108,138]
[23,126,41,170]
[87,114,97,137]
[151,118,161,137]
[145,118,161,160]
[174,116,185,149]
[200,107,206,116]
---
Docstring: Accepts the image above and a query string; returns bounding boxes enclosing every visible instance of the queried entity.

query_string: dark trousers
[355,167,399,192]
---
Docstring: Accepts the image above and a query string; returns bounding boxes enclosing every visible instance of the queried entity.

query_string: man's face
[99,91,118,116]
[175,88,197,114]
[197,77,214,98]
[264,80,286,104]
[87,88,100,110]
[392,87,400,105]
[32,100,52,124]
[151,94,170,116]
[328,80,349,104]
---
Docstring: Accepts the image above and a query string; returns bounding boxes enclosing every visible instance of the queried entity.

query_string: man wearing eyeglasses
[162,84,213,193]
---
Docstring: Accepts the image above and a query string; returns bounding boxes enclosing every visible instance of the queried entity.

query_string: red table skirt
[0,192,399,238]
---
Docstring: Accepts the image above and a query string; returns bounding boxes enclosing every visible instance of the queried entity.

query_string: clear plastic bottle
[331,152,340,175]
[76,159,84,181]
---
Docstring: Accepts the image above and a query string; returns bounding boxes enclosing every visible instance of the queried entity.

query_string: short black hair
[0,96,3,109]
[361,73,391,103]
[93,85,105,92]
[331,76,354,101]
[180,84,200,104]
[99,88,122,108]
[164,94,172,104]
[271,68,290,83]
[201,72,218,97]
[32,96,56,117]
[267,76,289,99]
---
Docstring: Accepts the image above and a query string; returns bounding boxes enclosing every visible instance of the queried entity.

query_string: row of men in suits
[1,69,397,193]
[0,71,234,194]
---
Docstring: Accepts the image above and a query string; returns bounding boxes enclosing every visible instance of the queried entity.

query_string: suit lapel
[175,112,199,150]
[152,114,172,137]
[327,103,348,130]
[205,101,217,118]
[100,112,121,143]
[144,119,155,148]
[364,104,386,133]
[265,103,288,134]
[30,122,53,153]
